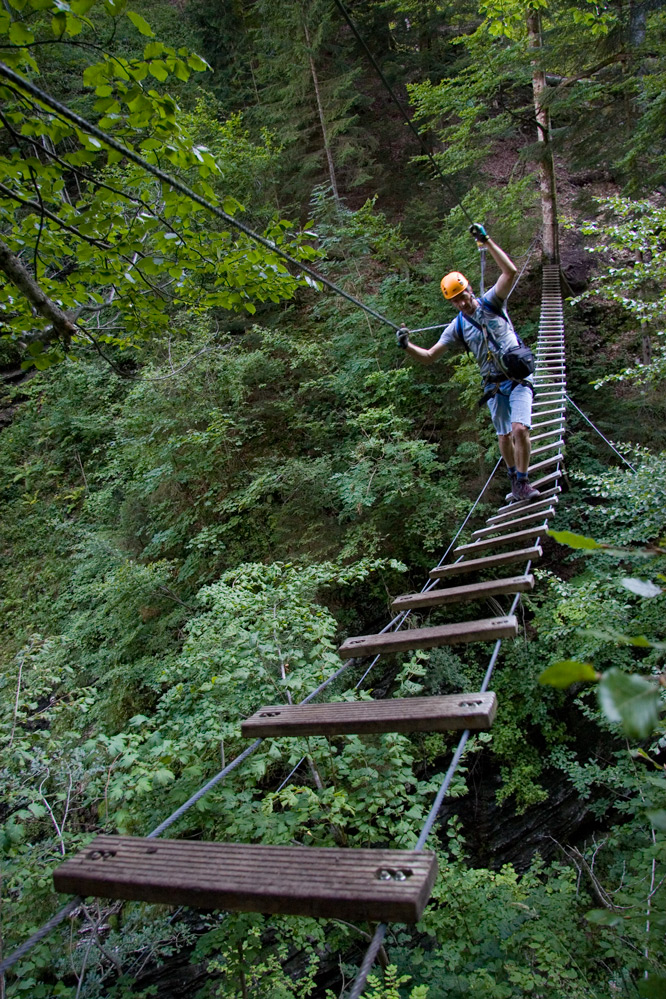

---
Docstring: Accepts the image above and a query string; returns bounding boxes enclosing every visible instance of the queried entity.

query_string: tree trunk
[526,10,560,265]
[302,17,340,204]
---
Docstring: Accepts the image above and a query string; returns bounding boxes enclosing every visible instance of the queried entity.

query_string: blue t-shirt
[438,284,529,384]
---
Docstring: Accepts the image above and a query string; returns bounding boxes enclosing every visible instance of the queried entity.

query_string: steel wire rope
[0,63,401,333]
[565,394,637,472]
[331,0,474,225]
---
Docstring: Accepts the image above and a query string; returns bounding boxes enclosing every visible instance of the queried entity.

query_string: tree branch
[0,236,77,344]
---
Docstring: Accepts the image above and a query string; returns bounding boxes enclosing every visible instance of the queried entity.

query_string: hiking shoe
[511,479,541,503]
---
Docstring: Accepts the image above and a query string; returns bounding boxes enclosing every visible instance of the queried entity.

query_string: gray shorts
[486,381,533,435]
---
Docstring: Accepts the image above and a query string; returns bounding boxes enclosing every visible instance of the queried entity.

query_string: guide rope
[566,394,637,472]
[0,62,401,334]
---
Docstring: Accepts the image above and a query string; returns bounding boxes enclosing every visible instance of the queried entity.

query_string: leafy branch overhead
[0,0,319,367]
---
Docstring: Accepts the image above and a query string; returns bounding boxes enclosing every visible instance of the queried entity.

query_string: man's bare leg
[511,422,531,474]
[498,432,515,469]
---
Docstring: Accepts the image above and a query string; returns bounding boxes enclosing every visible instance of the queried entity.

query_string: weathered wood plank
[53,836,438,923]
[391,574,535,610]
[454,524,546,554]
[337,615,518,658]
[429,547,541,579]
[528,453,563,474]
[495,480,561,516]
[473,508,554,537]
[487,496,558,525]
[242,691,498,737]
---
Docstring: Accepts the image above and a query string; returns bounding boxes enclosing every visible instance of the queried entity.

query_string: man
[397,225,539,503]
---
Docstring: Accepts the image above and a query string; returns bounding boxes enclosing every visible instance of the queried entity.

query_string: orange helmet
[440,271,469,300]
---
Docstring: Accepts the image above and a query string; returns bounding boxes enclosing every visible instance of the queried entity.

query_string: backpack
[455,295,535,382]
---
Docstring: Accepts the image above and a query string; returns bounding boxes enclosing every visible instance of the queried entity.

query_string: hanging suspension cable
[0,63,401,333]
[331,0,474,225]
[565,395,637,472]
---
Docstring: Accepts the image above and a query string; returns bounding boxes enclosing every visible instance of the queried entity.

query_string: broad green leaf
[646,809,666,832]
[598,667,661,739]
[8,20,34,44]
[547,529,603,550]
[148,60,168,82]
[126,9,154,36]
[187,51,211,72]
[621,577,662,597]
[585,908,625,927]
[539,660,598,689]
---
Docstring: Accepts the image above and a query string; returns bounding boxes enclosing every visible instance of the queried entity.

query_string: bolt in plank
[53,836,438,924]
[242,691,498,738]
[337,616,518,658]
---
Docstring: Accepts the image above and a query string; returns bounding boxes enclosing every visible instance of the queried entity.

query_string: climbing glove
[396,327,410,350]
[469,222,489,244]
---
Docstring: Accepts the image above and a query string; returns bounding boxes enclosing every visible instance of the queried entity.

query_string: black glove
[396,327,410,350]
[469,222,489,244]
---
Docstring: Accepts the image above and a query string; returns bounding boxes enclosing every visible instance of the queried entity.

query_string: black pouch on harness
[496,341,535,380]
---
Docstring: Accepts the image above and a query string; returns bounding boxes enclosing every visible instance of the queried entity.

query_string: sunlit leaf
[547,529,603,550]
[539,660,598,689]
[126,9,154,36]
[598,668,661,739]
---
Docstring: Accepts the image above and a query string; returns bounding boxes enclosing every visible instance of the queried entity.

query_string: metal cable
[565,395,637,472]
[331,0,474,225]
[0,63,401,333]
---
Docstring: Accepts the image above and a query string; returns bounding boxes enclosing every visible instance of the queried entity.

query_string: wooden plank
[531,417,565,430]
[528,453,563,474]
[53,835,438,924]
[391,574,535,610]
[454,524,546,555]
[531,440,563,456]
[429,547,541,579]
[531,428,563,442]
[473,508,554,537]
[532,407,565,418]
[487,496,558,524]
[337,615,518,658]
[242,691,498,737]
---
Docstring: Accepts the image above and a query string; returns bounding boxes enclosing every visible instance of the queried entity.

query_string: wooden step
[337,616,518,658]
[242,691,498,737]
[429,547,541,579]
[53,836,438,924]
[528,453,563,474]
[391,574,535,610]
[474,508,554,537]
[531,406,564,418]
[495,484,560,516]
[531,428,563,442]
[531,440,563,456]
[531,417,565,430]
[488,496,558,524]
[454,524,546,555]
